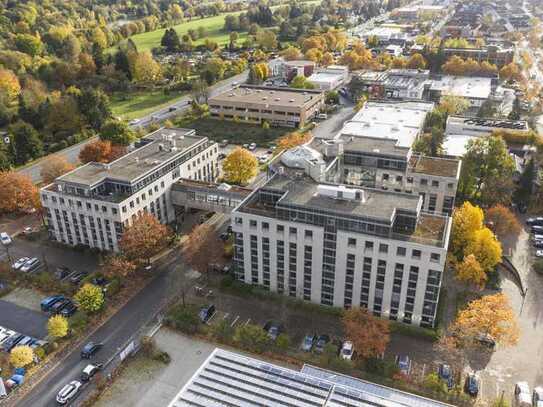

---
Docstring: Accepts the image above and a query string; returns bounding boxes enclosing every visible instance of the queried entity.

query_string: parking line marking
[223,313,230,320]
[206,312,217,325]
[230,316,240,327]
[244,318,251,326]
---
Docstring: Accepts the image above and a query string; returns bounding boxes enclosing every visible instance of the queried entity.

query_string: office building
[208,85,325,128]
[307,65,349,91]
[40,128,219,252]
[427,75,493,108]
[353,69,430,100]
[167,348,455,407]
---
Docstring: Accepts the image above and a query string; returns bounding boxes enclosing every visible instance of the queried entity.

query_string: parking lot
[0,300,47,339]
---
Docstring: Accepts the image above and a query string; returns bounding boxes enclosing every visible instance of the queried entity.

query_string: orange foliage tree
[119,213,172,264]
[0,171,39,214]
[182,224,225,276]
[277,131,312,151]
[79,140,126,164]
[102,255,136,278]
[40,155,75,184]
[455,254,487,290]
[485,204,521,238]
[342,308,390,359]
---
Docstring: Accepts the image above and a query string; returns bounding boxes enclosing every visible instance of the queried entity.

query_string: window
[447,183,454,189]
[420,178,428,186]
[102,206,107,213]
[430,253,440,263]
[250,220,257,228]
[122,206,127,213]
[365,241,374,250]
[412,249,421,259]
[305,230,313,238]
[235,217,243,225]
[129,201,134,209]
[432,180,439,187]
[407,177,413,184]
[397,247,406,256]
[379,243,388,253]
[262,222,269,230]
[277,225,284,232]
[382,173,389,181]
[348,238,357,247]
[289,227,297,235]
[396,175,403,182]
[112,208,118,215]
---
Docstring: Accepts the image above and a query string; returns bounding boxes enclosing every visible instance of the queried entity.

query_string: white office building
[40,128,219,252]
[307,65,350,91]
[428,76,493,108]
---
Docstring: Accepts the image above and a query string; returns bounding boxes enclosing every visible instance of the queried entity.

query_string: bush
[153,351,171,364]
[33,272,58,292]
[275,333,290,353]
[389,321,439,342]
[233,323,270,353]
[140,336,157,358]
[165,304,200,334]
[105,277,121,297]
[34,346,46,360]
[364,357,399,378]
[70,311,89,335]
[210,319,234,343]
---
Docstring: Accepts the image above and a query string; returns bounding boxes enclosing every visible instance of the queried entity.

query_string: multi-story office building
[352,69,430,101]
[231,101,460,327]
[208,85,324,128]
[40,128,219,252]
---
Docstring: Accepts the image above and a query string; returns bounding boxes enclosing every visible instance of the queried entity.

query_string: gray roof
[167,348,454,407]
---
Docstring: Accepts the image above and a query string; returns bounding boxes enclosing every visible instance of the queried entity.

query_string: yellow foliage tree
[222,147,258,185]
[74,283,104,313]
[281,46,302,61]
[40,155,75,185]
[451,202,484,257]
[0,68,21,103]
[438,95,470,116]
[10,345,34,368]
[465,227,502,273]
[451,293,519,347]
[305,48,323,63]
[406,53,427,69]
[455,254,487,289]
[277,132,312,150]
[130,51,162,83]
[321,52,335,66]
[47,315,69,339]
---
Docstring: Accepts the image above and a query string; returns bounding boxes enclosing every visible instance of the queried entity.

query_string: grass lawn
[175,117,290,146]
[110,90,187,120]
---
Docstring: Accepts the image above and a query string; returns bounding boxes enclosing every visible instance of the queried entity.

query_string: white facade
[307,65,349,91]
[41,128,218,252]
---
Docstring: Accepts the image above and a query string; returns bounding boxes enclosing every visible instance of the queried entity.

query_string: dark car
[532,226,543,234]
[59,301,78,317]
[198,304,216,323]
[526,217,543,226]
[81,342,103,359]
[263,321,283,341]
[301,334,316,352]
[70,270,88,285]
[55,266,72,280]
[534,240,543,249]
[81,363,103,382]
[438,363,454,389]
[49,298,72,315]
[218,153,227,160]
[91,276,108,287]
[220,232,230,241]
[314,334,330,353]
[464,373,479,397]
[2,334,24,352]
[395,355,411,375]
[40,295,65,312]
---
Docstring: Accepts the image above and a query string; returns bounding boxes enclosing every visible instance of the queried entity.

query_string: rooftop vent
[262,97,267,100]
[289,99,295,102]
[275,98,280,101]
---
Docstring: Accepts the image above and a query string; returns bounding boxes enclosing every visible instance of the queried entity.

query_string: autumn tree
[281,46,302,61]
[485,205,521,238]
[290,75,315,89]
[130,51,162,84]
[47,315,69,339]
[277,131,312,150]
[182,224,225,283]
[451,293,519,347]
[119,213,172,264]
[79,140,113,163]
[40,155,75,184]
[499,62,521,82]
[406,53,427,69]
[222,147,258,185]
[0,171,39,214]
[74,283,105,313]
[102,255,136,278]
[451,202,484,258]
[321,52,335,66]
[0,68,21,104]
[465,227,502,273]
[455,254,487,289]
[438,95,470,116]
[10,346,34,368]
[342,308,390,359]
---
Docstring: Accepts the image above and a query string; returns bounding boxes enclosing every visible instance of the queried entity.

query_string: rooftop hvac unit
[289,99,295,102]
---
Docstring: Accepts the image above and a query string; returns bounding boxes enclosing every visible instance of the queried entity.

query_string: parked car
[533,240,543,249]
[56,380,82,405]
[258,154,269,164]
[533,387,543,407]
[81,341,103,359]
[55,266,72,280]
[20,258,41,273]
[532,226,543,234]
[12,257,30,270]
[317,113,328,120]
[70,270,88,285]
[198,304,216,323]
[340,341,354,360]
[438,363,454,389]
[248,143,257,151]
[0,232,12,245]
[464,373,479,397]
[30,339,48,350]
[41,295,65,312]
[395,355,411,375]
[263,321,282,341]
[515,382,532,406]
[536,250,543,258]
[475,333,496,348]
[300,334,316,352]
[15,336,34,348]
[220,140,228,147]
[218,153,226,160]
[526,217,543,226]
[2,334,24,352]
[314,334,330,353]
[81,363,103,382]
[49,298,72,315]
[0,329,17,347]
[58,301,78,317]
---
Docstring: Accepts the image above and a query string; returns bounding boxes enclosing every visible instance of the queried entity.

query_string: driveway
[313,97,355,139]
[0,300,48,339]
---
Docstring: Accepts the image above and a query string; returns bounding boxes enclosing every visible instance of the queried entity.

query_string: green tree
[275,333,290,353]
[14,34,43,56]
[233,324,270,353]
[514,158,535,205]
[100,119,136,146]
[74,283,105,313]
[290,75,315,89]
[161,28,181,52]
[47,315,69,339]
[211,319,234,342]
[78,88,112,131]
[9,121,43,165]
[423,372,448,394]
[165,304,200,334]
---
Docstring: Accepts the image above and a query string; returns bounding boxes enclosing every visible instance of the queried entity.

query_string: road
[17,71,248,185]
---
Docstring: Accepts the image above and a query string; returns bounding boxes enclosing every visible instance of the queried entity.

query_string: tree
[438,95,470,116]
[281,46,302,61]
[14,34,43,56]
[514,158,535,205]
[201,57,226,83]
[275,333,290,353]
[451,293,519,347]
[40,156,75,184]
[305,48,323,63]
[290,75,315,89]
[102,255,136,278]
[79,140,113,163]
[100,120,136,146]
[465,227,502,273]
[255,30,277,50]
[342,308,390,359]
[77,88,111,131]
[222,147,258,185]
[119,213,172,264]
[10,346,34,368]
[190,79,209,104]
[321,52,334,66]
[9,121,43,165]
[499,62,521,82]
[233,323,270,353]
[47,315,69,339]
[406,53,427,69]
[423,372,448,394]
[161,28,181,52]
[130,51,162,84]
[455,254,487,289]
[182,224,224,278]
[485,205,521,238]
[451,201,484,258]
[74,283,105,313]
[277,132,312,150]
[0,68,21,104]
[0,171,39,214]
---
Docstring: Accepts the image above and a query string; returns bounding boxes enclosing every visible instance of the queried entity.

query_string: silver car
[20,258,40,273]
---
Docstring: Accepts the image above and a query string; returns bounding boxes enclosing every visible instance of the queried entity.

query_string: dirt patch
[1,287,43,312]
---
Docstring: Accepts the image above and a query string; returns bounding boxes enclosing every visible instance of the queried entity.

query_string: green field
[112,12,247,53]
[110,90,187,120]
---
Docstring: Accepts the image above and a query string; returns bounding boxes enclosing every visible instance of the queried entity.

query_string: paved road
[18,71,248,185]
[312,97,355,139]
[0,300,48,338]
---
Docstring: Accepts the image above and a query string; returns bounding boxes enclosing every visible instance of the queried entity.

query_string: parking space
[0,300,47,339]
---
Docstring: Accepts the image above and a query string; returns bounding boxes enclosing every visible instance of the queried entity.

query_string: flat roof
[209,85,323,108]
[408,155,461,178]
[57,128,203,186]
[442,134,478,157]
[429,75,492,100]
[168,348,454,407]
[446,115,529,132]
[308,71,344,84]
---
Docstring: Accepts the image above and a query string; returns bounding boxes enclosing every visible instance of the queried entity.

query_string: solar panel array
[168,349,454,407]
[463,118,527,130]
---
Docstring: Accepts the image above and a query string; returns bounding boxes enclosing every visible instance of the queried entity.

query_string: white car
[248,143,257,151]
[56,380,82,405]
[340,341,354,360]
[534,387,543,407]
[258,154,269,164]
[0,232,11,245]
[536,250,543,258]
[20,257,40,273]
[129,119,140,125]
[12,257,30,270]
[515,382,532,407]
